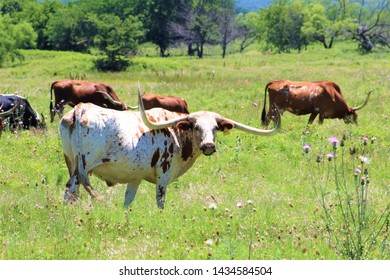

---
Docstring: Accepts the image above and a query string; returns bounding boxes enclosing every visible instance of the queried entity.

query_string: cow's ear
[176,120,192,130]
[218,120,234,131]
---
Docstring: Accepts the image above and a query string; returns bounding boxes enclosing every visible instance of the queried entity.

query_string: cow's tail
[50,81,56,122]
[261,82,270,125]
[74,105,90,187]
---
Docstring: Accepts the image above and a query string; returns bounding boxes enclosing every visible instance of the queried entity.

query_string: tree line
[0,0,389,71]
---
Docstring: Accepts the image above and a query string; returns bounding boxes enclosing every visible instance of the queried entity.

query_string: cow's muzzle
[201,143,216,156]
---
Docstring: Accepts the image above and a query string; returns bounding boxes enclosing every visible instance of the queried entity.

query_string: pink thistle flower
[302,144,311,153]
[326,153,334,161]
[328,137,339,147]
[354,168,361,176]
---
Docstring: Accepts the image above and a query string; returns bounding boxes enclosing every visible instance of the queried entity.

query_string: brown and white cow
[50,80,128,122]
[59,88,280,209]
[261,80,371,125]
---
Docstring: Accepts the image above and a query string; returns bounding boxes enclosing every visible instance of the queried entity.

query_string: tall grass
[0,42,388,260]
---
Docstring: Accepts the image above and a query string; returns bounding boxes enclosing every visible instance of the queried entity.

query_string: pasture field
[0,43,389,260]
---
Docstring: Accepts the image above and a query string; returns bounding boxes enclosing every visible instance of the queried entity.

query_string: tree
[217,0,238,58]
[144,0,178,57]
[93,14,144,71]
[0,14,36,66]
[348,0,390,53]
[302,1,357,49]
[236,12,258,53]
[259,0,307,53]
[169,0,222,58]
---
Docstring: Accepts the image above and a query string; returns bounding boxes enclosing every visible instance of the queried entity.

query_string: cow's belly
[91,162,156,185]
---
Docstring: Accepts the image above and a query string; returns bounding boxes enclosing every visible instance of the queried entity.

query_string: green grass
[0,42,388,260]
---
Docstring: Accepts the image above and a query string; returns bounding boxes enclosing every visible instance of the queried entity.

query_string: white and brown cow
[59,88,280,208]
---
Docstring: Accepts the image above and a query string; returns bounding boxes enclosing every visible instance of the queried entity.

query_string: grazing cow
[125,93,190,114]
[137,93,190,114]
[50,80,128,122]
[0,94,42,129]
[261,80,371,125]
[60,88,280,209]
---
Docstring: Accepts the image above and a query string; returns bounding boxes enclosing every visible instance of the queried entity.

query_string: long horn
[138,83,280,134]
[97,91,129,109]
[353,90,372,111]
[221,107,280,135]
[138,83,188,129]
[0,101,20,117]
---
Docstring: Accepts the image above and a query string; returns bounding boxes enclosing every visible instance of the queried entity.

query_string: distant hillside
[236,0,272,11]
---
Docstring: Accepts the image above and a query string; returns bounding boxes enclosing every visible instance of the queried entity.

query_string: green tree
[236,12,258,53]
[144,0,178,57]
[93,13,144,71]
[259,0,307,53]
[0,14,36,66]
[302,1,357,49]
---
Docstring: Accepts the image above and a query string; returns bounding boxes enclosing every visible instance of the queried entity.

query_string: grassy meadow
[0,43,389,260]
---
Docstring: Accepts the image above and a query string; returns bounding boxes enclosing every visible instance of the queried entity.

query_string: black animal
[0,94,44,130]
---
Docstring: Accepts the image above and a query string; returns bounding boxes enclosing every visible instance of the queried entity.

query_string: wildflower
[364,167,369,175]
[316,154,322,163]
[209,203,217,210]
[328,137,339,147]
[363,136,368,146]
[205,239,213,246]
[361,176,366,186]
[302,144,311,153]
[354,168,361,176]
[371,137,377,144]
[326,153,334,161]
[359,156,371,164]
[236,201,243,208]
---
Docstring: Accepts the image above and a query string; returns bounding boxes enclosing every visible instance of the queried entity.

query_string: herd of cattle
[0,79,371,208]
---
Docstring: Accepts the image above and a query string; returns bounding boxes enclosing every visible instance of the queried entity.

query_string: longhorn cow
[261,80,371,125]
[50,80,128,122]
[59,88,280,208]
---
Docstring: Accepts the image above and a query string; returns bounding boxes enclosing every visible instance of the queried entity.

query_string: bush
[94,57,130,72]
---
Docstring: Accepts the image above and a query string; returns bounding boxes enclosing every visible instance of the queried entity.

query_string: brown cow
[261,80,371,125]
[102,92,191,114]
[50,80,128,122]
[129,93,190,114]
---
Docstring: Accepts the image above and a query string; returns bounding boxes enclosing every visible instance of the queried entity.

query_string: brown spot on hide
[102,158,110,163]
[82,154,87,169]
[138,125,145,135]
[169,143,174,154]
[161,148,171,173]
[81,114,89,125]
[149,115,156,122]
[151,148,160,167]
[182,137,193,161]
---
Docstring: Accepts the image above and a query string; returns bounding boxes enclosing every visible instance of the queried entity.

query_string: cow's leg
[64,175,80,202]
[308,112,318,124]
[318,114,325,124]
[156,184,168,209]
[124,182,141,207]
[83,185,102,201]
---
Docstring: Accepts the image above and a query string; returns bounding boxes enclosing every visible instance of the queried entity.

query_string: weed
[303,134,389,259]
